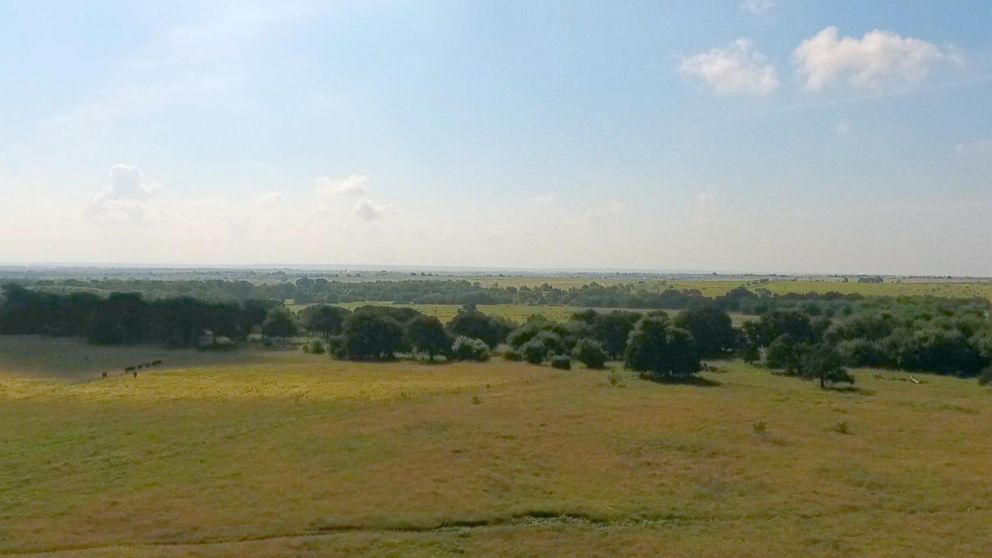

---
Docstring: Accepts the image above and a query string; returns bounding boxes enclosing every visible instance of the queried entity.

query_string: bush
[521,340,547,364]
[520,331,564,365]
[309,340,325,355]
[572,338,607,369]
[550,354,571,370]
[979,366,992,386]
[451,336,491,362]
[502,349,522,361]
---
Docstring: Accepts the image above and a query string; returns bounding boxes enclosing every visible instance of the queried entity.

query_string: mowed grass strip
[1,346,991,556]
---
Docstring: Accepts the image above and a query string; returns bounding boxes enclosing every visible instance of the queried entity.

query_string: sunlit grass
[1,341,991,556]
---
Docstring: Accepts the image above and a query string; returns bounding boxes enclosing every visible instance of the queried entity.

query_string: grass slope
[1,339,990,556]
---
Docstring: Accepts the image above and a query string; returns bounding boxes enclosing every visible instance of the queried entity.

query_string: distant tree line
[13,277,990,316]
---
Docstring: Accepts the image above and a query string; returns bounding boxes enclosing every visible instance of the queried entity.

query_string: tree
[801,343,854,388]
[740,343,761,364]
[88,292,150,345]
[339,312,406,360]
[765,334,806,373]
[745,310,816,348]
[261,308,299,339]
[572,338,607,369]
[624,316,700,380]
[406,315,451,361]
[447,305,514,348]
[301,305,351,339]
[673,307,737,358]
[589,310,641,359]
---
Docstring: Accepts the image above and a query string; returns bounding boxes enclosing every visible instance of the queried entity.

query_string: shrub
[451,336,491,362]
[521,340,548,364]
[572,338,607,369]
[309,340,326,355]
[550,354,571,370]
[502,349,522,361]
[979,366,992,386]
[520,331,564,365]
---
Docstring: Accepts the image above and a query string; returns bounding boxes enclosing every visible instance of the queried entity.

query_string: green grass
[2,337,991,556]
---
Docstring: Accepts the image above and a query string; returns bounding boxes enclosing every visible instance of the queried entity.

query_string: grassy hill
[1,338,990,556]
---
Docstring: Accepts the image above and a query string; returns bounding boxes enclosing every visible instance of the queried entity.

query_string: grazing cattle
[132,371,138,378]
[102,372,108,378]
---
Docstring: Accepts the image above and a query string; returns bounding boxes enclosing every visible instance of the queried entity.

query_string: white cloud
[533,194,554,204]
[954,140,992,158]
[679,38,779,96]
[314,174,369,198]
[695,192,719,223]
[582,201,627,223]
[255,191,285,207]
[351,197,396,221]
[741,0,776,15]
[793,27,963,91]
[84,164,163,224]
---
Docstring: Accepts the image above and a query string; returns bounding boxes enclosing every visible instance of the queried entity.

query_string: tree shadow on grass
[639,374,721,388]
[823,385,876,396]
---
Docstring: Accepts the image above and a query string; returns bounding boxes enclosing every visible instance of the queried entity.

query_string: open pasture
[1,338,991,557]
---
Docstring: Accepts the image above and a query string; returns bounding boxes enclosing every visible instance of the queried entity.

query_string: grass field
[2,336,991,556]
[449,276,992,300]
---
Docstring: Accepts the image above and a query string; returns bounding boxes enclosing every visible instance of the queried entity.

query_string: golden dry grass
[1,338,991,557]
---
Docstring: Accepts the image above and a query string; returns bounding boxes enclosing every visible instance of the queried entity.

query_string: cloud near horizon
[84,164,163,224]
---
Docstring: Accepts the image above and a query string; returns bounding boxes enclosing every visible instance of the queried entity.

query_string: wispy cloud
[740,0,776,15]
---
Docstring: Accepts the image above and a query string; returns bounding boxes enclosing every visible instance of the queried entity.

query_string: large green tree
[674,307,737,358]
[301,305,351,339]
[405,315,451,361]
[624,316,700,380]
[339,312,406,360]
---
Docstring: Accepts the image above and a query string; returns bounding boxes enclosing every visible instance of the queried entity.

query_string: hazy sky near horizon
[1,1,990,275]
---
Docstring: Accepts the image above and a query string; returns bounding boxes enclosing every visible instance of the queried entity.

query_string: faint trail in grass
[6,506,991,556]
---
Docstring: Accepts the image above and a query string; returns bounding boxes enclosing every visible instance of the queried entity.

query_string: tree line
[13,277,990,316]
[3,282,991,386]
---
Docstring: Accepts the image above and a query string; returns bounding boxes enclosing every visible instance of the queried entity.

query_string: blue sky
[0,1,990,274]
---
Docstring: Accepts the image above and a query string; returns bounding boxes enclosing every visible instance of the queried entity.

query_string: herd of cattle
[101,360,164,378]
